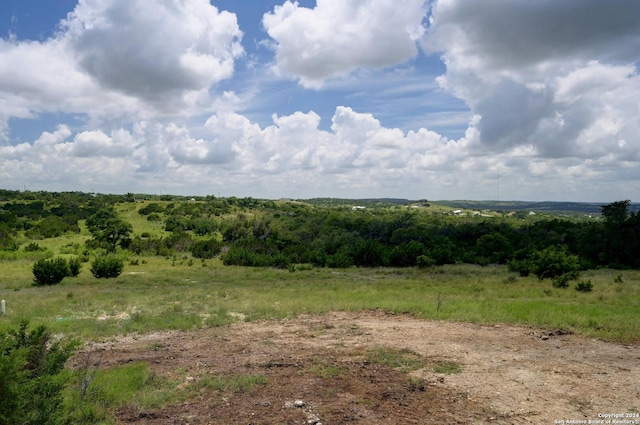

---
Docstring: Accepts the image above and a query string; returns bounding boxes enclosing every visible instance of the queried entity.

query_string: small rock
[294,400,306,408]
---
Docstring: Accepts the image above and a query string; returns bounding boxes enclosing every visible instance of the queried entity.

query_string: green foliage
[68,257,82,277]
[0,321,76,425]
[0,224,16,251]
[26,216,79,239]
[138,202,165,216]
[601,200,630,226]
[433,360,463,375]
[86,209,133,253]
[551,272,578,289]
[24,242,44,252]
[90,254,124,278]
[530,245,580,280]
[416,255,436,268]
[508,259,531,277]
[575,280,593,292]
[5,190,640,273]
[365,348,424,372]
[475,233,513,264]
[33,257,71,286]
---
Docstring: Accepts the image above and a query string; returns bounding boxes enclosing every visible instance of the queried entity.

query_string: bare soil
[71,311,640,425]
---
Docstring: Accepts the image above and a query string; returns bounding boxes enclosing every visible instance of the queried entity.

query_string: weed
[614,274,624,283]
[405,376,427,392]
[433,360,462,375]
[365,348,424,372]
[552,273,574,289]
[308,358,347,378]
[575,280,593,293]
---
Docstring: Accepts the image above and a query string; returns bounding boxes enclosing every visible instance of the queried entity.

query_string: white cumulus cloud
[424,0,640,163]
[263,0,428,88]
[0,0,244,129]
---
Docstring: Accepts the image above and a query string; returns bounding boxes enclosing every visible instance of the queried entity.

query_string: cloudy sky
[1,0,639,201]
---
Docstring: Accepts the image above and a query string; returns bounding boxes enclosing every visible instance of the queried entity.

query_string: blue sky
[0,0,639,201]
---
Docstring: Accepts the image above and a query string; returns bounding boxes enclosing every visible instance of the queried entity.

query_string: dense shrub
[507,259,531,276]
[32,258,70,286]
[530,245,580,280]
[416,255,436,268]
[90,255,124,278]
[551,272,579,289]
[0,321,76,425]
[575,280,593,292]
[0,224,16,251]
[23,242,44,252]
[26,216,79,239]
[191,238,223,259]
[68,256,82,277]
[475,233,514,264]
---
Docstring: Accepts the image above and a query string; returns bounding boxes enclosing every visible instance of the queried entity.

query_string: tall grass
[1,259,638,343]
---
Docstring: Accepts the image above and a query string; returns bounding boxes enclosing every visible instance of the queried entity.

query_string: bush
[91,255,124,278]
[23,242,43,252]
[191,238,222,259]
[575,280,593,292]
[530,245,580,280]
[68,256,82,277]
[507,259,531,277]
[551,272,577,289]
[0,321,76,425]
[416,255,436,269]
[32,257,70,286]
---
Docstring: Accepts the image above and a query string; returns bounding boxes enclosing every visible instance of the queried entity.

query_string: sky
[0,0,639,202]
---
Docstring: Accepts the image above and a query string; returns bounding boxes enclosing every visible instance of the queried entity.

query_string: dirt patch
[70,311,640,424]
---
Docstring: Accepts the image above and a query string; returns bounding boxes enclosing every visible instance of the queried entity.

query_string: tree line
[1,191,639,273]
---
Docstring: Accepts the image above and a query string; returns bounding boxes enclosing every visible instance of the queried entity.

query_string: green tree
[0,224,15,251]
[32,258,71,286]
[601,200,630,227]
[475,233,513,264]
[86,209,132,253]
[599,200,638,268]
[90,254,124,278]
[0,321,76,425]
[530,245,580,280]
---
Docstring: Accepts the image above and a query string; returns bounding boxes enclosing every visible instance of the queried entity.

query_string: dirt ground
[71,310,640,425]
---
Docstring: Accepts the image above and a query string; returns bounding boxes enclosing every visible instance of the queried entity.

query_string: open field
[1,260,639,343]
[2,258,639,423]
[1,193,639,423]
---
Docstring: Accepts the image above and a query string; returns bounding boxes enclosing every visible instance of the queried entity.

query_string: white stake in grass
[1,300,5,316]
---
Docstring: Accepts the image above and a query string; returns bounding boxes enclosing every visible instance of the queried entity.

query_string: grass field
[1,256,638,343]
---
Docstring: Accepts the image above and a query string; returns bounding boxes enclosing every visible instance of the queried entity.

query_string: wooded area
[1,189,638,273]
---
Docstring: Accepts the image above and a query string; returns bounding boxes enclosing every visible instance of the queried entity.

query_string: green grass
[433,361,463,375]
[2,255,638,424]
[64,361,180,424]
[365,348,425,372]
[1,259,639,343]
[308,357,349,378]
[63,358,266,424]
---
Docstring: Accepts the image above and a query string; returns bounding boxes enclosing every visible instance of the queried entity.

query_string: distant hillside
[302,198,640,215]
[433,200,640,215]
[302,198,413,207]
